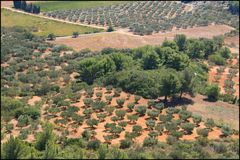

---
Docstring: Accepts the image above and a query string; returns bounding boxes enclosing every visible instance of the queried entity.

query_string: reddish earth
[28,96,41,106]
[51,24,234,51]
[4,88,239,144]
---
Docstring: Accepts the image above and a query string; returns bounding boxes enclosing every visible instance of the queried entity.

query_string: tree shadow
[156,97,194,107]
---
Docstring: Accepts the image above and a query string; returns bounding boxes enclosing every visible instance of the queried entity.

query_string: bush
[221,125,233,137]
[134,95,141,104]
[107,26,114,32]
[135,105,147,116]
[211,142,227,153]
[181,123,195,134]
[192,115,202,126]
[209,54,226,65]
[205,84,220,101]
[87,139,100,150]
[116,98,125,107]
[171,131,183,139]
[82,129,91,141]
[6,123,14,133]
[132,125,142,135]
[154,102,164,111]
[120,139,132,149]
[143,137,158,147]
[166,135,177,145]
[205,118,215,130]
[127,102,135,111]
[196,128,209,137]
[115,110,126,120]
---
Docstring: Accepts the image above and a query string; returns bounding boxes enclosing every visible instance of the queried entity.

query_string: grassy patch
[35,1,127,12]
[1,8,104,37]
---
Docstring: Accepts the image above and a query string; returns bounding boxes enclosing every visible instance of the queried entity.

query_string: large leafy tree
[78,56,116,84]
[174,34,186,51]
[165,53,190,71]
[159,69,181,101]
[142,50,160,70]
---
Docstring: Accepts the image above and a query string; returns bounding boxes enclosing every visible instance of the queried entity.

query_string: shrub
[86,119,99,128]
[192,115,202,126]
[87,139,100,150]
[155,123,164,135]
[171,131,183,139]
[211,142,227,153]
[106,85,113,93]
[17,115,29,128]
[209,54,226,65]
[166,135,177,145]
[116,98,125,107]
[179,110,192,122]
[146,119,156,130]
[147,109,159,119]
[143,137,158,147]
[147,100,155,107]
[96,92,102,99]
[204,118,215,130]
[92,101,106,112]
[205,84,220,101]
[6,123,14,133]
[135,105,147,116]
[221,125,233,137]
[107,26,114,32]
[105,96,113,104]
[115,110,126,120]
[118,121,127,129]
[82,129,91,141]
[134,95,141,104]
[127,114,139,123]
[114,88,122,97]
[181,123,195,134]
[154,102,164,111]
[132,125,142,135]
[83,98,93,107]
[159,114,172,123]
[127,102,135,112]
[105,106,115,115]
[148,131,158,139]
[120,139,132,149]
[196,128,209,137]
[165,122,178,132]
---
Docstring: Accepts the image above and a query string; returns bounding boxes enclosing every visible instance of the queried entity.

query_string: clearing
[50,24,234,51]
[1,8,103,37]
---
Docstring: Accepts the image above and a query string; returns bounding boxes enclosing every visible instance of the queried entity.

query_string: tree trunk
[179,90,183,99]
[164,95,167,102]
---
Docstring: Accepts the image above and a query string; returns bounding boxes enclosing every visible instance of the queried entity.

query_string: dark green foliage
[166,135,177,145]
[206,84,220,101]
[221,125,233,137]
[147,109,159,119]
[132,125,142,135]
[86,118,99,128]
[143,137,158,147]
[127,102,135,111]
[120,139,132,149]
[174,34,186,51]
[127,114,139,123]
[35,123,53,151]
[204,118,215,130]
[107,26,114,32]
[115,109,126,119]
[181,123,195,134]
[87,139,101,150]
[116,98,125,107]
[134,95,141,104]
[2,136,23,159]
[146,119,156,130]
[92,101,106,112]
[135,105,147,116]
[82,129,91,141]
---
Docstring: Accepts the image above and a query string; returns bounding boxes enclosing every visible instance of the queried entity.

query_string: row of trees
[13,0,40,14]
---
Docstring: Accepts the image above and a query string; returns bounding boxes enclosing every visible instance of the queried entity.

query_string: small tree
[86,118,99,129]
[204,118,215,130]
[72,32,79,38]
[205,84,220,102]
[192,115,202,126]
[132,125,142,135]
[104,123,116,132]
[171,130,184,139]
[145,119,156,130]
[148,131,158,139]
[221,125,233,137]
[147,109,159,120]
[159,114,172,123]
[111,116,120,122]
[107,26,114,32]
[143,137,158,147]
[196,128,209,137]
[82,129,91,141]
[83,108,92,119]
[120,139,132,149]
[181,123,195,134]
[127,102,135,112]
[105,106,115,116]
[92,101,106,112]
[155,123,164,135]
[114,88,122,97]
[96,92,103,100]
[87,139,100,150]
[116,98,125,108]
[105,96,113,104]
[166,135,177,145]
[6,123,14,133]
[165,122,178,133]
[118,121,128,129]
[47,33,56,41]
[147,100,155,108]
[103,135,113,144]
[106,85,113,93]
[115,110,126,120]
[110,126,122,138]
[154,102,164,112]
[127,114,139,124]
[83,98,93,108]
[134,95,141,104]
[179,110,192,122]
[135,105,147,116]
[97,113,107,122]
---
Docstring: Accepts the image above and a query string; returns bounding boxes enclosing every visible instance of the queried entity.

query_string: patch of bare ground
[28,96,41,106]
[224,36,239,54]
[51,24,234,51]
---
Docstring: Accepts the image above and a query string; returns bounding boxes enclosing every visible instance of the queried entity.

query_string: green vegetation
[35,1,126,12]
[1,8,103,37]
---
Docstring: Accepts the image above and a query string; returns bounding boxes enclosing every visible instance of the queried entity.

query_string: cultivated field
[50,24,234,51]
[1,8,103,37]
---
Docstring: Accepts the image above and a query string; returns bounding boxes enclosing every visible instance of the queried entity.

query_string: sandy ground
[28,96,41,106]
[51,24,234,51]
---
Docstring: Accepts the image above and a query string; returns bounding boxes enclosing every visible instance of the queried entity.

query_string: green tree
[116,98,125,108]
[135,105,147,116]
[127,102,135,112]
[107,26,114,32]
[181,123,195,134]
[86,118,99,129]
[143,136,158,147]
[221,125,233,137]
[35,123,53,151]
[120,139,132,149]
[192,115,202,126]
[47,33,56,41]
[205,84,220,101]
[147,109,159,119]
[132,125,143,135]
[218,47,231,59]
[127,114,139,124]
[204,118,215,130]
[2,135,23,159]
[174,34,186,51]
[134,95,141,104]
[105,106,115,116]
[72,32,79,38]
[115,110,126,120]
[160,69,181,101]
[162,40,179,51]
[142,50,160,70]
[146,119,156,130]
[165,53,190,71]
[98,144,108,159]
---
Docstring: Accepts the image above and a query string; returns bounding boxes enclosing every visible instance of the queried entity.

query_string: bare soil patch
[51,24,234,51]
[28,96,41,106]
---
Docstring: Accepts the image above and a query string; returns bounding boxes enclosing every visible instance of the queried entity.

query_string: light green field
[35,1,127,12]
[1,8,104,37]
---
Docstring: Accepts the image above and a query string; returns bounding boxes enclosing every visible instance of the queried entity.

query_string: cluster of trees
[229,1,239,15]
[77,34,229,101]
[13,0,40,14]
[1,123,239,159]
